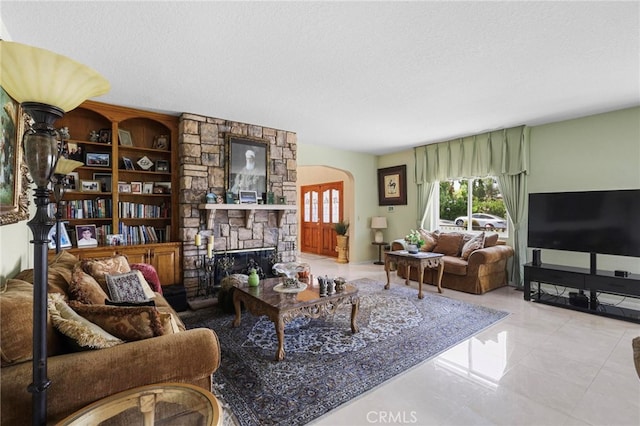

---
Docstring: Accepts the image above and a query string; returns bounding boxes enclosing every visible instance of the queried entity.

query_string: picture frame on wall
[377,165,407,206]
[0,85,29,226]
[225,135,269,196]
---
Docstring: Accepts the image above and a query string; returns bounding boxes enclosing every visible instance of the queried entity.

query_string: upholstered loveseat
[392,230,514,294]
[0,251,220,425]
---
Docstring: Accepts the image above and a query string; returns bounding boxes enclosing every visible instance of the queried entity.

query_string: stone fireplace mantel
[199,204,298,229]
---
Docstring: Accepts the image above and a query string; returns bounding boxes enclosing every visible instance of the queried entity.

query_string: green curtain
[414,125,530,286]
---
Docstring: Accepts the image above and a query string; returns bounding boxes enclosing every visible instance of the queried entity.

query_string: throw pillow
[484,233,499,247]
[159,312,181,335]
[130,263,162,294]
[69,301,164,341]
[432,232,464,256]
[418,229,438,252]
[69,263,109,304]
[48,293,123,349]
[106,271,151,303]
[461,232,485,260]
[0,279,34,366]
[82,255,131,292]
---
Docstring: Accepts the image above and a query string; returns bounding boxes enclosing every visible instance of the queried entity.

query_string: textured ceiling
[2,1,639,154]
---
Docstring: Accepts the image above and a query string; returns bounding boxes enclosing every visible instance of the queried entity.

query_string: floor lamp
[0,41,109,425]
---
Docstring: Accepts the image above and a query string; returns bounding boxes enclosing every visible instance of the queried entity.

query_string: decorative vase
[335,235,349,264]
[407,244,419,254]
[248,269,260,287]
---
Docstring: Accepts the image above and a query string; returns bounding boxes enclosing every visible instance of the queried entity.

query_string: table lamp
[371,216,387,243]
[0,40,109,425]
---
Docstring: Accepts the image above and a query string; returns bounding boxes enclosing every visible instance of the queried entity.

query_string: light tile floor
[297,253,640,426]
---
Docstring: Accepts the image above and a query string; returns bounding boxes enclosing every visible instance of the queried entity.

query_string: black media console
[524,263,640,324]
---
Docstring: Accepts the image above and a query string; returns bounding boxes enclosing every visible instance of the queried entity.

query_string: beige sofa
[0,251,220,425]
[391,230,514,295]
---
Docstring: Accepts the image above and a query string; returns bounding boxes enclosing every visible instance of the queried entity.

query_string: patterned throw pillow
[69,301,164,342]
[69,263,109,305]
[432,232,464,256]
[461,232,485,260]
[418,229,438,252]
[48,294,123,349]
[106,271,153,303]
[82,255,131,292]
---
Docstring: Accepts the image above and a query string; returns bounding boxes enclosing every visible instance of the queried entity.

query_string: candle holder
[196,253,217,298]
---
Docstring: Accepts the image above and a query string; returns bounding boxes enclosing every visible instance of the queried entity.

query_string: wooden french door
[300,182,344,257]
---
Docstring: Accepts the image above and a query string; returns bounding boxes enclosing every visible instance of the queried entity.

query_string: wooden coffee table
[384,250,444,299]
[232,277,359,361]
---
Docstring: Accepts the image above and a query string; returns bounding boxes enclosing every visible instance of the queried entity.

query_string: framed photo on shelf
[75,224,98,248]
[225,135,269,196]
[93,173,112,192]
[142,182,154,194]
[155,160,169,172]
[80,180,101,192]
[153,135,169,150]
[122,157,135,170]
[85,152,110,167]
[47,224,72,250]
[98,128,111,144]
[118,182,132,193]
[63,172,79,191]
[106,233,124,246]
[377,165,407,206]
[153,182,171,194]
[137,156,154,170]
[239,190,258,204]
[118,129,133,146]
[0,85,29,226]
[131,181,142,194]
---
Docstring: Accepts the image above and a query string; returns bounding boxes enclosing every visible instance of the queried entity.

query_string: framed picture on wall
[377,165,407,206]
[225,135,269,196]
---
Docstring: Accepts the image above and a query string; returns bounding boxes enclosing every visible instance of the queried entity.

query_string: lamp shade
[54,158,84,176]
[371,216,387,229]
[0,41,110,112]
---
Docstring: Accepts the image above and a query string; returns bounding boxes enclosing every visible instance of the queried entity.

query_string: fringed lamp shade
[0,41,110,112]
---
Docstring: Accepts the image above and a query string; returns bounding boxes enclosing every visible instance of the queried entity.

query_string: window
[437,177,509,236]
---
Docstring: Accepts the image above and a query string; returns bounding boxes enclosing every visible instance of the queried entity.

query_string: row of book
[48,199,112,219]
[117,224,170,245]
[118,202,170,219]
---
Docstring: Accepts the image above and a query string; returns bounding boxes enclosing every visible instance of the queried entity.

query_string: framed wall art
[225,135,269,196]
[0,85,29,226]
[377,165,407,206]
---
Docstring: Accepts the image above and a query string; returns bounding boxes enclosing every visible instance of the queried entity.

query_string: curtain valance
[414,125,530,183]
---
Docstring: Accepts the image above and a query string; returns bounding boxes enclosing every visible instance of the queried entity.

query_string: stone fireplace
[178,113,298,297]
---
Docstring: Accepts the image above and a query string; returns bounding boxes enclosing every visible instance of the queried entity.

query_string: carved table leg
[350,298,360,333]
[384,256,391,290]
[232,291,242,327]
[275,316,286,361]
[435,260,444,293]
[418,265,425,299]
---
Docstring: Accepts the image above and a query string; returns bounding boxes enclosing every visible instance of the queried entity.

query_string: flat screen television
[528,189,640,257]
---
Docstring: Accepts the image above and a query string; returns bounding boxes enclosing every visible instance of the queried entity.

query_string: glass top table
[232,277,359,361]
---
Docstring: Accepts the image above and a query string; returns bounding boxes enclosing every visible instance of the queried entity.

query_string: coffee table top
[235,277,358,309]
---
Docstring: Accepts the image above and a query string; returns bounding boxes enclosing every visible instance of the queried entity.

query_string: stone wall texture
[179,114,298,297]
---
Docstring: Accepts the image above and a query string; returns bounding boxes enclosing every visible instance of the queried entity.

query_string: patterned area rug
[182,278,509,426]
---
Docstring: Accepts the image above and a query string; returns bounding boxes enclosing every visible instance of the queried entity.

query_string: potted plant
[405,229,424,254]
[334,220,349,263]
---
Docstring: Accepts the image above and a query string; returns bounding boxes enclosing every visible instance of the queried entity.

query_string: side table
[384,250,444,299]
[371,241,388,265]
[56,383,222,426]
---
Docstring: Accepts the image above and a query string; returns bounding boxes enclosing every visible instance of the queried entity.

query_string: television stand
[524,262,640,324]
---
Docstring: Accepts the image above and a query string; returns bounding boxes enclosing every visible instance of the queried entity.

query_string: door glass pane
[322,190,331,223]
[331,189,339,223]
[311,191,319,222]
[304,192,310,222]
